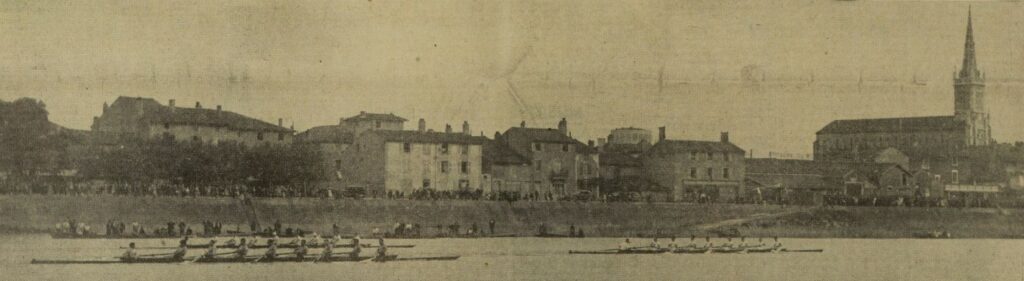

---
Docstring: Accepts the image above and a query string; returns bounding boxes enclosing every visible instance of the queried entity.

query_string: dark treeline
[0,98,77,179]
[76,137,324,194]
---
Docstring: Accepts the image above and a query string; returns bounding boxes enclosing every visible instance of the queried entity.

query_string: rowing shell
[127,243,415,250]
[569,249,669,255]
[30,254,460,265]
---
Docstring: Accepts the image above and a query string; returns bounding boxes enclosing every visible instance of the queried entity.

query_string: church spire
[958,7,981,82]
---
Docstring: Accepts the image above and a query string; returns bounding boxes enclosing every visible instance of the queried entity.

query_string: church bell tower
[954,8,991,146]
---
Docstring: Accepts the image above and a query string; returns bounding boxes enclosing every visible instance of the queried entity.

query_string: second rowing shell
[126,243,414,250]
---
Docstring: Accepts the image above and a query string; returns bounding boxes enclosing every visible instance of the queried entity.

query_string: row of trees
[77,137,323,188]
[0,98,78,180]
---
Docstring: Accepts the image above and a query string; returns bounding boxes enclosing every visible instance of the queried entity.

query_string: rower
[667,237,678,249]
[773,236,782,249]
[203,240,218,259]
[264,239,278,261]
[349,238,362,259]
[320,239,334,260]
[757,237,765,247]
[723,238,733,249]
[619,238,631,251]
[310,232,322,246]
[234,238,249,259]
[705,236,713,248]
[294,239,308,260]
[739,237,747,248]
[650,238,661,249]
[373,238,387,262]
[121,242,138,261]
[171,240,188,261]
[688,236,697,248]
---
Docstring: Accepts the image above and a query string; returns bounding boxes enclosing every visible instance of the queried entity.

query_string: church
[813,10,992,184]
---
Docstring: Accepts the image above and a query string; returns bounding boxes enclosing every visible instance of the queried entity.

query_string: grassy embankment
[2,195,1022,238]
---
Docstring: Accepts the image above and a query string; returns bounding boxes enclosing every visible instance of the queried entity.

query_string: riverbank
[2,195,1022,238]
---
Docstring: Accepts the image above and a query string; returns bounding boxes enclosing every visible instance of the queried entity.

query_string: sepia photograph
[2,0,1024,280]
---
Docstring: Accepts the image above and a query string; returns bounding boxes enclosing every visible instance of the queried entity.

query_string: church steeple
[958,7,982,83]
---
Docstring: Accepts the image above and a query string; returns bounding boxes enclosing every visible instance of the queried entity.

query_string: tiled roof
[817,116,963,135]
[600,152,642,167]
[367,130,487,145]
[295,125,355,144]
[503,127,578,144]
[344,112,407,122]
[646,140,744,155]
[745,158,910,188]
[112,96,292,133]
[483,140,530,165]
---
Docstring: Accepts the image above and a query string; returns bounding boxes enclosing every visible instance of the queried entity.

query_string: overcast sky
[1,0,1023,156]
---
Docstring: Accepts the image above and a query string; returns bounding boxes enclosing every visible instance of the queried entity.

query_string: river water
[2,235,1022,281]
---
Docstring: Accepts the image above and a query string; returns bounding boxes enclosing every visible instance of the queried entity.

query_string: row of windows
[440,161,471,174]
[688,167,730,179]
[403,143,470,154]
[533,143,572,152]
[162,123,285,141]
[688,151,733,161]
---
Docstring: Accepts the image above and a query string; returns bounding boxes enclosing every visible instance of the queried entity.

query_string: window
[192,136,201,142]
[723,153,730,162]
[951,170,959,184]
[461,161,469,174]
[535,160,542,171]
[278,133,284,141]
[562,144,569,152]
[403,143,411,153]
[441,161,450,173]
[335,160,342,170]
[690,152,698,160]
[163,123,170,129]
[257,132,264,141]
[690,168,697,178]
[533,143,542,151]
[723,168,730,179]
[707,152,714,160]
[460,144,469,154]
[422,144,430,155]
[902,174,908,186]
[375,120,381,128]
[441,143,449,154]
[706,168,713,179]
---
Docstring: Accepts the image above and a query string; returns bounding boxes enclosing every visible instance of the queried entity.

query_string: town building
[91,96,293,146]
[337,123,486,196]
[745,158,917,205]
[607,127,652,145]
[814,11,991,184]
[492,119,600,199]
[643,129,746,203]
[481,139,533,195]
[294,112,408,188]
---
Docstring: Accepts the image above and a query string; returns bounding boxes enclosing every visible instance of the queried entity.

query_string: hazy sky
[1,0,1023,156]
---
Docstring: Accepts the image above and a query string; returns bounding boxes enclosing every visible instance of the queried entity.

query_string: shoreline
[3,195,1022,239]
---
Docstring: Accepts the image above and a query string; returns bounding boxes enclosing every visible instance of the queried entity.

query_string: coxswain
[619,238,632,251]
[264,239,278,261]
[373,238,388,262]
[294,239,308,260]
[121,242,139,261]
[349,238,362,259]
[234,238,249,259]
[203,240,218,259]
[171,240,188,261]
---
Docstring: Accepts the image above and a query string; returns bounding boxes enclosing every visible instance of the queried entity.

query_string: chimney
[102,102,109,114]
[418,118,426,132]
[720,132,729,143]
[597,138,606,147]
[462,121,470,135]
[658,126,666,142]
[445,124,453,133]
[216,105,222,112]
[168,99,175,113]
[520,121,526,128]
[195,102,202,109]
[558,118,568,135]
[278,118,283,127]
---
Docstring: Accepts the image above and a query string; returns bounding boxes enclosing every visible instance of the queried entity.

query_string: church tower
[954,8,991,146]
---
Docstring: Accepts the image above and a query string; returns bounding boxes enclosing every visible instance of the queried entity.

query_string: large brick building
[91,96,293,146]
[491,119,600,198]
[814,11,991,182]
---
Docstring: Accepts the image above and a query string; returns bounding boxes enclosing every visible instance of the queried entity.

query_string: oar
[186,252,236,263]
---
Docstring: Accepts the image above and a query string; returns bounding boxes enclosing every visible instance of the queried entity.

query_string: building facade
[607,127,652,145]
[493,119,600,198]
[338,129,486,195]
[644,131,746,203]
[295,112,409,188]
[91,96,293,146]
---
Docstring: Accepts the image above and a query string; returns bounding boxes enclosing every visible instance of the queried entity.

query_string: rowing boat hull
[30,255,400,264]
[569,249,669,255]
[169,243,414,250]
